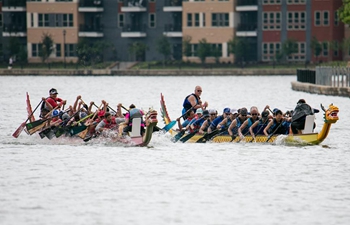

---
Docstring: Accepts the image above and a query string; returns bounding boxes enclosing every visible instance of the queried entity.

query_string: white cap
[230,108,238,114]
[196,108,203,114]
[208,109,216,114]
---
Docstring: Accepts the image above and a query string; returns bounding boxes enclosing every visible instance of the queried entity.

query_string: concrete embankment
[291,81,350,97]
[0,68,296,76]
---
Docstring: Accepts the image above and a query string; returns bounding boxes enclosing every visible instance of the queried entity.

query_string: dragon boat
[13,93,158,147]
[160,93,339,145]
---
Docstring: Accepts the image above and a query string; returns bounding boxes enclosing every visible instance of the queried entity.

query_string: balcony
[79,24,104,37]
[236,0,258,11]
[79,0,104,12]
[121,0,147,12]
[121,24,147,38]
[163,0,182,12]
[163,24,182,37]
[2,0,26,12]
[2,24,27,37]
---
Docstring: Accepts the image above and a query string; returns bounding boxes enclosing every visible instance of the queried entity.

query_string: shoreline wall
[291,81,350,97]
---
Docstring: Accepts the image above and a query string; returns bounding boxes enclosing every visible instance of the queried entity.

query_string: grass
[0,61,114,70]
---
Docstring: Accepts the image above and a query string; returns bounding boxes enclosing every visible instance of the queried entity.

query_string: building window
[287,0,305,4]
[65,44,75,57]
[194,13,200,27]
[211,13,229,27]
[211,44,222,57]
[287,42,306,61]
[30,14,34,27]
[187,13,192,27]
[263,12,281,30]
[315,11,321,26]
[323,11,329,26]
[263,0,281,4]
[262,42,281,61]
[149,13,156,28]
[190,44,198,57]
[334,11,339,26]
[0,13,3,27]
[203,13,206,27]
[287,12,306,30]
[38,14,49,27]
[63,14,73,27]
[322,42,328,57]
[32,44,42,57]
[333,41,339,56]
[56,44,61,57]
[118,14,124,28]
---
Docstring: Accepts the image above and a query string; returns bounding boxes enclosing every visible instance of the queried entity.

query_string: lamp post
[63,29,66,68]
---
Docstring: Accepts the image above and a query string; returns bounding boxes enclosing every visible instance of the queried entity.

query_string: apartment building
[0,0,347,64]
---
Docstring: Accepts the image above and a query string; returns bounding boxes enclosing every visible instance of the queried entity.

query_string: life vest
[182,93,200,112]
[254,118,269,135]
[102,118,117,129]
[40,97,55,117]
[269,118,289,135]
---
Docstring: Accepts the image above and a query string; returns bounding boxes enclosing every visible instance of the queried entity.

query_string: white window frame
[287,42,306,61]
[263,12,281,30]
[262,42,281,61]
[287,11,306,30]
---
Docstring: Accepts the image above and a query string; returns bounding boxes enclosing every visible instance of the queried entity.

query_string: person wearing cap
[190,109,210,131]
[228,107,249,138]
[264,109,290,136]
[248,110,271,140]
[237,106,260,140]
[207,107,231,133]
[198,109,217,134]
[182,86,208,119]
[290,99,316,134]
[40,88,66,118]
[216,108,239,134]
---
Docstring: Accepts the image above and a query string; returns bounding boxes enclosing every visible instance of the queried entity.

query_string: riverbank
[0,68,297,76]
[291,81,350,97]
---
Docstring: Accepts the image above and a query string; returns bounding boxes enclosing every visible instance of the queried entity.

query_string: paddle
[12,99,43,138]
[196,129,221,143]
[265,122,283,143]
[78,104,103,140]
[171,129,186,143]
[162,104,198,132]
[179,130,199,143]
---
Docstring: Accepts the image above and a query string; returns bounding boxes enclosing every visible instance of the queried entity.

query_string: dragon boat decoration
[160,93,339,145]
[13,93,158,147]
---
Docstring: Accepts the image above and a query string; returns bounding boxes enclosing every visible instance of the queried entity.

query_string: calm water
[1,75,350,225]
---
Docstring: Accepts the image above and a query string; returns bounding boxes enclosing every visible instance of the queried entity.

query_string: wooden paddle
[27,106,60,135]
[196,129,221,143]
[78,104,102,139]
[12,99,43,138]
[162,104,198,132]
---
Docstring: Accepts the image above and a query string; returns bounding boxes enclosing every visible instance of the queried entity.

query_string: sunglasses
[210,114,216,116]
[197,90,202,92]
[241,114,247,117]
[251,113,258,116]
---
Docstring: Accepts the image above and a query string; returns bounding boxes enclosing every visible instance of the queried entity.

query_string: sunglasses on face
[251,113,258,116]
[197,90,202,92]
[210,114,216,116]
[241,114,247,117]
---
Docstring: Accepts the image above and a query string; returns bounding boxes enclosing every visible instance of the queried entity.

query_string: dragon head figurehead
[145,108,158,126]
[321,103,339,124]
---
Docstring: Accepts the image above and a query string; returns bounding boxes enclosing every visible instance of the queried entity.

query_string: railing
[164,24,182,32]
[316,66,350,87]
[3,24,27,32]
[236,23,257,31]
[236,0,258,6]
[3,0,26,7]
[297,69,316,84]
[164,0,182,7]
[79,24,103,32]
[79,0,103,7]
[122,0,147,7]
[122,24,147,32]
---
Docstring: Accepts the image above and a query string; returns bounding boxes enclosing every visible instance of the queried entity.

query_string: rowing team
[28,90,151,140]
[176,104,313,141]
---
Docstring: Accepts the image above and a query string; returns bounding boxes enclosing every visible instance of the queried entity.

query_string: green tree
[282,38,298,62]
[197,38,211,64]
[156,35,171,67]
[76,38,111,66]
[228,37,249,66]
[17,46,27,68]
[211,45,221,64]
[7,37,21,57]
[310,36,322,63]
[182,35,192,58]
[338,0,350,24]
[40,32,54,63]
[128,42,148,61]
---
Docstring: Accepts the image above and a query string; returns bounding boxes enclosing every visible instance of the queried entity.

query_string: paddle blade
[26,120,45,130]
[180,132,197,143]
[12,122,26,138]
[171,130,185,143]
[162,121,176,132]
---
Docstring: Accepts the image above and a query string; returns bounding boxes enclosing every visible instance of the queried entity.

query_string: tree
[8,37,21,57]
[310,36,322,63]
[17,46,27,69]
[40,32,54,63]
[182,35,192,58]
[211,45,221,64]
[156,35,171,67]
[228,37,249,66]
[197,38,211,64]
[76,38,111,66]
[338,0,350,24]
[128,42,148,61]
[282,38,298,62]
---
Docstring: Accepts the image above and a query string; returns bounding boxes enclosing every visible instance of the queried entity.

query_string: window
[263,0,281,4]
[287,42,306,61]
[333,41,339,56]
[38,14,49,27]
[211,13,229,27]
[322,42,328,57]
[323,11,329,26]
[211,44,222,57]
[194,13,200,27]
[56,44,61,57]
[287,0,305,4]
[63,14,73,27]
[149,13,156,28]
[118,14,124,28]
[262,42,281,61]
[30,14,34,27]
[335,11,339,26]
[56,0,73,2]
[187,13,192,27]
[189,44,198,57]
[315,11,321,26]
[65,44,75,57]
[263,12,281,30]
[203,13,206,27]
[287,12,306,30]
[32,44,42,57]
[0,13,2,27]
